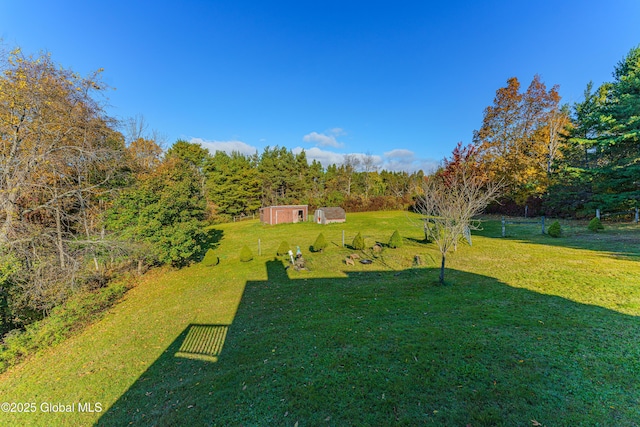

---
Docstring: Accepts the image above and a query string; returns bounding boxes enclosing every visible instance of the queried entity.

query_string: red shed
[260,205,308,225]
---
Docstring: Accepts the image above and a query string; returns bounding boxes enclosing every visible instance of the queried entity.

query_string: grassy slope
[0,212,639,426]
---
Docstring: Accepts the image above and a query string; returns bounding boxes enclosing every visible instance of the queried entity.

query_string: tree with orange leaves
[473,75,570,204]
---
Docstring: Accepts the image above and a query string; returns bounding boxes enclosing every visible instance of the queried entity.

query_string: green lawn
[1,211,639,426]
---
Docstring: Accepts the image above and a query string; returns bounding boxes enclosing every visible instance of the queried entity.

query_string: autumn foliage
[473,75,570,204]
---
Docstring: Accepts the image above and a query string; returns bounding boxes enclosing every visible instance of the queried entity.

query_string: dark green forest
[0,44,638,337]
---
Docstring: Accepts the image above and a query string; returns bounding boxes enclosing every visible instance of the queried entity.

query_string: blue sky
[1,1,639,172]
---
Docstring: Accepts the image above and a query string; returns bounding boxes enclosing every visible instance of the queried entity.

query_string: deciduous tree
[415,143,502,284]
[0,48,126,316]
[474,75,569,203]
[106,156,207,267]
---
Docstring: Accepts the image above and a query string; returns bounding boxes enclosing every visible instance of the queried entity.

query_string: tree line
[205,147,425,220]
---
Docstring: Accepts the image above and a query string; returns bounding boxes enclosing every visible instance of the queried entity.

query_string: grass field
[0,211,639,426]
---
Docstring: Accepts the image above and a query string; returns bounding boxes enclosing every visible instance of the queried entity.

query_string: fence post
[541,216,546,234]
[636,207,639,224]
[501,216,506,238]
[596,208,600,219]
[525,205,528,218]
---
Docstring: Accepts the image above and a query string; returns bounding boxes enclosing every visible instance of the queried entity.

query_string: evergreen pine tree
[548,221,562,238]
[588,217,604,232]
[352,232,365,250]
[388,230,402,248]
[240,245,253,262]
[311,233,327,252]
[277,241,290,256]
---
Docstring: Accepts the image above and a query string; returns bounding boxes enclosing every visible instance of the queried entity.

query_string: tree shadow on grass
[406,236,431,245]
[474,217,640,261]
[97,260,640,426]
[193,228,224,262]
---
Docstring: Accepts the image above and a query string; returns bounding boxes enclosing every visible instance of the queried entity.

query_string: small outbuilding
[314,207,346,225]
[260,205,308,225]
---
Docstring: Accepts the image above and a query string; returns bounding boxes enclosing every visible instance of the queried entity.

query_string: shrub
[311,233,327,252]
[588,217,604,232]
[352,232,365,250]
[240,245,253,262]
[388,230,402,248]
[276,241,290,256]
[202,249,219,267]
[547,220,562,238]
[0,279,129,374]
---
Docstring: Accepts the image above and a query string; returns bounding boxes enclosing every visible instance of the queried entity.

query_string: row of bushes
[235,230,405,262]
[547,217,605,238]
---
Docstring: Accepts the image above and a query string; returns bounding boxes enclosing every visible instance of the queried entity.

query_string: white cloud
[293,145,437,173]
[302,131,343,148]
[349,153,383,170]
[384,158,439,173]
[190,138,258,156]
[293,147,386,170]
[191,136,437,174]
[382,149,439,173]
[298,129,435,172]
[292,146,345,166]
[384,149,415,159]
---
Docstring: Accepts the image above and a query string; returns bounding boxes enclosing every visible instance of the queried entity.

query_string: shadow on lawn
[475,217,640,261]
[97,260,640,426]
[194,228,225,262]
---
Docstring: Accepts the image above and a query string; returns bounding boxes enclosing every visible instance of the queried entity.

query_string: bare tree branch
[414,143,503,283]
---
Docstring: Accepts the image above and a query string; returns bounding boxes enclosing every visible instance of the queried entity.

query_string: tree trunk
[0,191,19,243]
[439,254,446,284]
[54,186,66,269]
[78,191,99,271]
[55,206,65,269]
[0,202,14,243]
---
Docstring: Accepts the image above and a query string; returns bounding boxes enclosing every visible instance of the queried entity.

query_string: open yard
[0,211,639,426]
